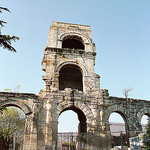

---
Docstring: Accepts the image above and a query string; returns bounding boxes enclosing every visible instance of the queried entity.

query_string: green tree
[0,107,25,150]
[0,106,6,114]
[0,6,19,52]
[143,118,150,150]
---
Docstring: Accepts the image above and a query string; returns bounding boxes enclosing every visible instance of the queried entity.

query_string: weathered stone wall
[0,91,149,149]
[0,92,40,149]
[103,96,150,137]
[48,21,95,53]
[42,22,100,95]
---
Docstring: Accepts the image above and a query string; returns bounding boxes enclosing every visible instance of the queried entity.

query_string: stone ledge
[0,92,38,99]
[44,47,96,56]
[109,96,150,103]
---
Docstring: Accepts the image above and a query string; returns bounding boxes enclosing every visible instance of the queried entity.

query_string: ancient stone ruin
[0,21,150,150]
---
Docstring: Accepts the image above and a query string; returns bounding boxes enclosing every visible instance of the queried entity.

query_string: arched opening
[58,106,87,149]
[141,114,150,132]
[58,110,79,132]
[0,105,25,150]
[59,106,87,133]
[59,65,83,91]
[109,112,129,147]
[62,36,85,50]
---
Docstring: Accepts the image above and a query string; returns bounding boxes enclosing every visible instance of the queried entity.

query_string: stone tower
[38,21,111,149]
[41,21,101,95]
[1,21,149,150]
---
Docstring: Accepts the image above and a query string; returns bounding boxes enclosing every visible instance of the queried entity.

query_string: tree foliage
[0,106,6,114]
[0,6,19,52]
[143,118,150,150]
[0,107,25,150]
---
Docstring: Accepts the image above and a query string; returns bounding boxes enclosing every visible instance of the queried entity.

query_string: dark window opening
[62,39,85,50]
[59,65,83,91]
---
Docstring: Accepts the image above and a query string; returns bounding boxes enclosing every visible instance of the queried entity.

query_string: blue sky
[1,0,150,131]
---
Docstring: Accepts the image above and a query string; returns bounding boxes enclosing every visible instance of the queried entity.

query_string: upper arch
[57,101,94,123]
[56,61,88,76]
[59,32,91,46]
[0,100,32,115]
[62,35,85,50]
[104,104,129,133]
[60,106,86,122]
[137,107,150,122]
[105,104,127,123]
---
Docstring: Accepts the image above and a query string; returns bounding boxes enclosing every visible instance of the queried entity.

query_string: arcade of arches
[0,22,150,150]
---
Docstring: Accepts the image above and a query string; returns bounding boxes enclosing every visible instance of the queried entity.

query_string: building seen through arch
[109,112,129,147]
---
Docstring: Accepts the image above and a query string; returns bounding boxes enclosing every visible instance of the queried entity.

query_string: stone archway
[0,92,39,150]
[59,32,91,46]
[56,61,88,76]
[57,100,95,132]
[104,104,128,132]
[137,107,150,123]
[0,100,32,115]
[59,106,87,133]
[108,111,128,147]
[0,99,33,150]
[137,107,150,132]
[57,105,90,150]
[58,32,93,52]
[104,104,129,146]
[56,61,89,93]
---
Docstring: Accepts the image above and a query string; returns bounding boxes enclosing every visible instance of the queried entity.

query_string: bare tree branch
[123,88,133,99]
[0,6,10,13]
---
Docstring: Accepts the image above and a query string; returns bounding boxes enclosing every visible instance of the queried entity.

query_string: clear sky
[1,0,150,131]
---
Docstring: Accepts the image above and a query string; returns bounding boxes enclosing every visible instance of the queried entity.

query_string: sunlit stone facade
[0,22,150,150]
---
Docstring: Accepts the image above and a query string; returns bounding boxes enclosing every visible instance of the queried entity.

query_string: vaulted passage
[62,36,85,50]
[59,65,83,91]
[58,106,87,149]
